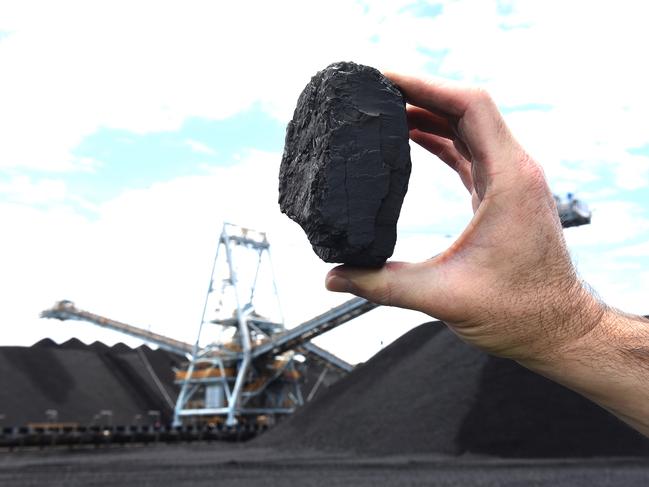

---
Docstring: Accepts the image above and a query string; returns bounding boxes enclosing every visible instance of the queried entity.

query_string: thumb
[325,261,438,312]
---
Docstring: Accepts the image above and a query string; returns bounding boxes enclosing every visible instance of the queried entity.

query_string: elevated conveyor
[41,299,357,373]
[251,297,378,359]
[40,300,193,356]
[299,342,354,373]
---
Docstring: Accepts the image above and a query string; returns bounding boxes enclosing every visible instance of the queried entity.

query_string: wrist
[518,282,609,375]
[520,297,649,435]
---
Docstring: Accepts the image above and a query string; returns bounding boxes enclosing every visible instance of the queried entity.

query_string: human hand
[325,73,605,365]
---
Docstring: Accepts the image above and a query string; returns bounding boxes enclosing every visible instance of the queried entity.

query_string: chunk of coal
[279,61,411,267]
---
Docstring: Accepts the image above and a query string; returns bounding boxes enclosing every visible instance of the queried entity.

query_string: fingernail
[325,274,351,293]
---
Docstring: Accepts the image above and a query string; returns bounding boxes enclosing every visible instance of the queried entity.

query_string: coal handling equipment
[42,224,364,429]
[171,223,370,427]
[554,193,592,228]
[41,301,194,356]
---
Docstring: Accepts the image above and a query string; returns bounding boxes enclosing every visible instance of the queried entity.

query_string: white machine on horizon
[554,193,591,228]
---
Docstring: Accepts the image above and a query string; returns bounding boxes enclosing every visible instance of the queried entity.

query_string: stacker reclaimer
[171,223,375,426]
[42,224,376,427]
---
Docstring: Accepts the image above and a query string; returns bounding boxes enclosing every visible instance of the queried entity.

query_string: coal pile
[259,322,649,458]
[279,61,411,267]
[0,339,182,426]
[0,339,345,430]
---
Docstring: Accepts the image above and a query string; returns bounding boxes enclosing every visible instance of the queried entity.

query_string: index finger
[407,105,456,139]
[385,72,473,118]
[385,72,528,193]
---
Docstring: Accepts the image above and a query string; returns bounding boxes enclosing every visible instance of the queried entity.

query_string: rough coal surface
[0,341,182,426]
[259,322,649,458]
[279,61,411,267]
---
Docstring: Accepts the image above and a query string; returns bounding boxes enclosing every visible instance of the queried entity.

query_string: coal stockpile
[259,322,649,458]
[0,339,182,427]
[0,338,344,432]
[279,61,411,267]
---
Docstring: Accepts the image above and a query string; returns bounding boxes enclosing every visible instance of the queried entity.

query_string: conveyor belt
[251,297,378,359]
[300,342,354,373]
[40,301,193,356]
[41,300,358,372]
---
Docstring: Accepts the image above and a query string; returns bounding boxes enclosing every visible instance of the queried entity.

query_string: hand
[325,73,604,364]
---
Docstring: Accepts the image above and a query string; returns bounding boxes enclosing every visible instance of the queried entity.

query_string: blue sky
[68,105,285,204]
[0,104,285,208]
[1,0,648,362]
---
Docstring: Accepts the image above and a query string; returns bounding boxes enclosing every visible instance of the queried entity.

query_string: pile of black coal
[258,322,649,458]
[0,340,182,426]
[0,339,345,428]
[279,61,411,267]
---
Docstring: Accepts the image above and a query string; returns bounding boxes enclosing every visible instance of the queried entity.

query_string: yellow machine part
[244,377,268,392]
[175,366,235,381]
[175,351,300,386]
[221,341,242,352]
[282,369,300,380]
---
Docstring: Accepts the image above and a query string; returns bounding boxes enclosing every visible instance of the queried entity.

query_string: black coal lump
[279,61,411,267]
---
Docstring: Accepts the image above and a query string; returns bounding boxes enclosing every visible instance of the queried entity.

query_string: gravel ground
[2,443,649,486]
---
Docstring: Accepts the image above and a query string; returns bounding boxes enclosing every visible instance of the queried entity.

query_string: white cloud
[2,0,648,197]
[2,0,649,359]
[611,241,649,259]
[608,153,649,191]
[572,261,649,318]
[0,174,67,204]
[434,1,649,198]
[0,0,439,171]
[2,145,648,363]
[0,142,474,362]
[564,200,649,248]
[185,139,216,156]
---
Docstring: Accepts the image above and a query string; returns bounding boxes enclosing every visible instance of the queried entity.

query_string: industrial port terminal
[2,196,594,445]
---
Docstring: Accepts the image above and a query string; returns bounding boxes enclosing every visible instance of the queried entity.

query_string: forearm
[521,303,649,436]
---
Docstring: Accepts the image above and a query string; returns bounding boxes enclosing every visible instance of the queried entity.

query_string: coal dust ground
[2,443,649,486]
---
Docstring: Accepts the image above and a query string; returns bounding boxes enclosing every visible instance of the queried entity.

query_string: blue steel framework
[173,223,302,427]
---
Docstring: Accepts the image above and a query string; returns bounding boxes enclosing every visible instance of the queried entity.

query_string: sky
[1,0,648,364]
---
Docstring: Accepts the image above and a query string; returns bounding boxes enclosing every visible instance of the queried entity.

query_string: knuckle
[437,145,452,162]
[471,87,494,105]
[373,266,399,307]
[373,281,394,307]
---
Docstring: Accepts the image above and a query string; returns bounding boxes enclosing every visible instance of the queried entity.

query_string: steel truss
[173,223,302,426]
